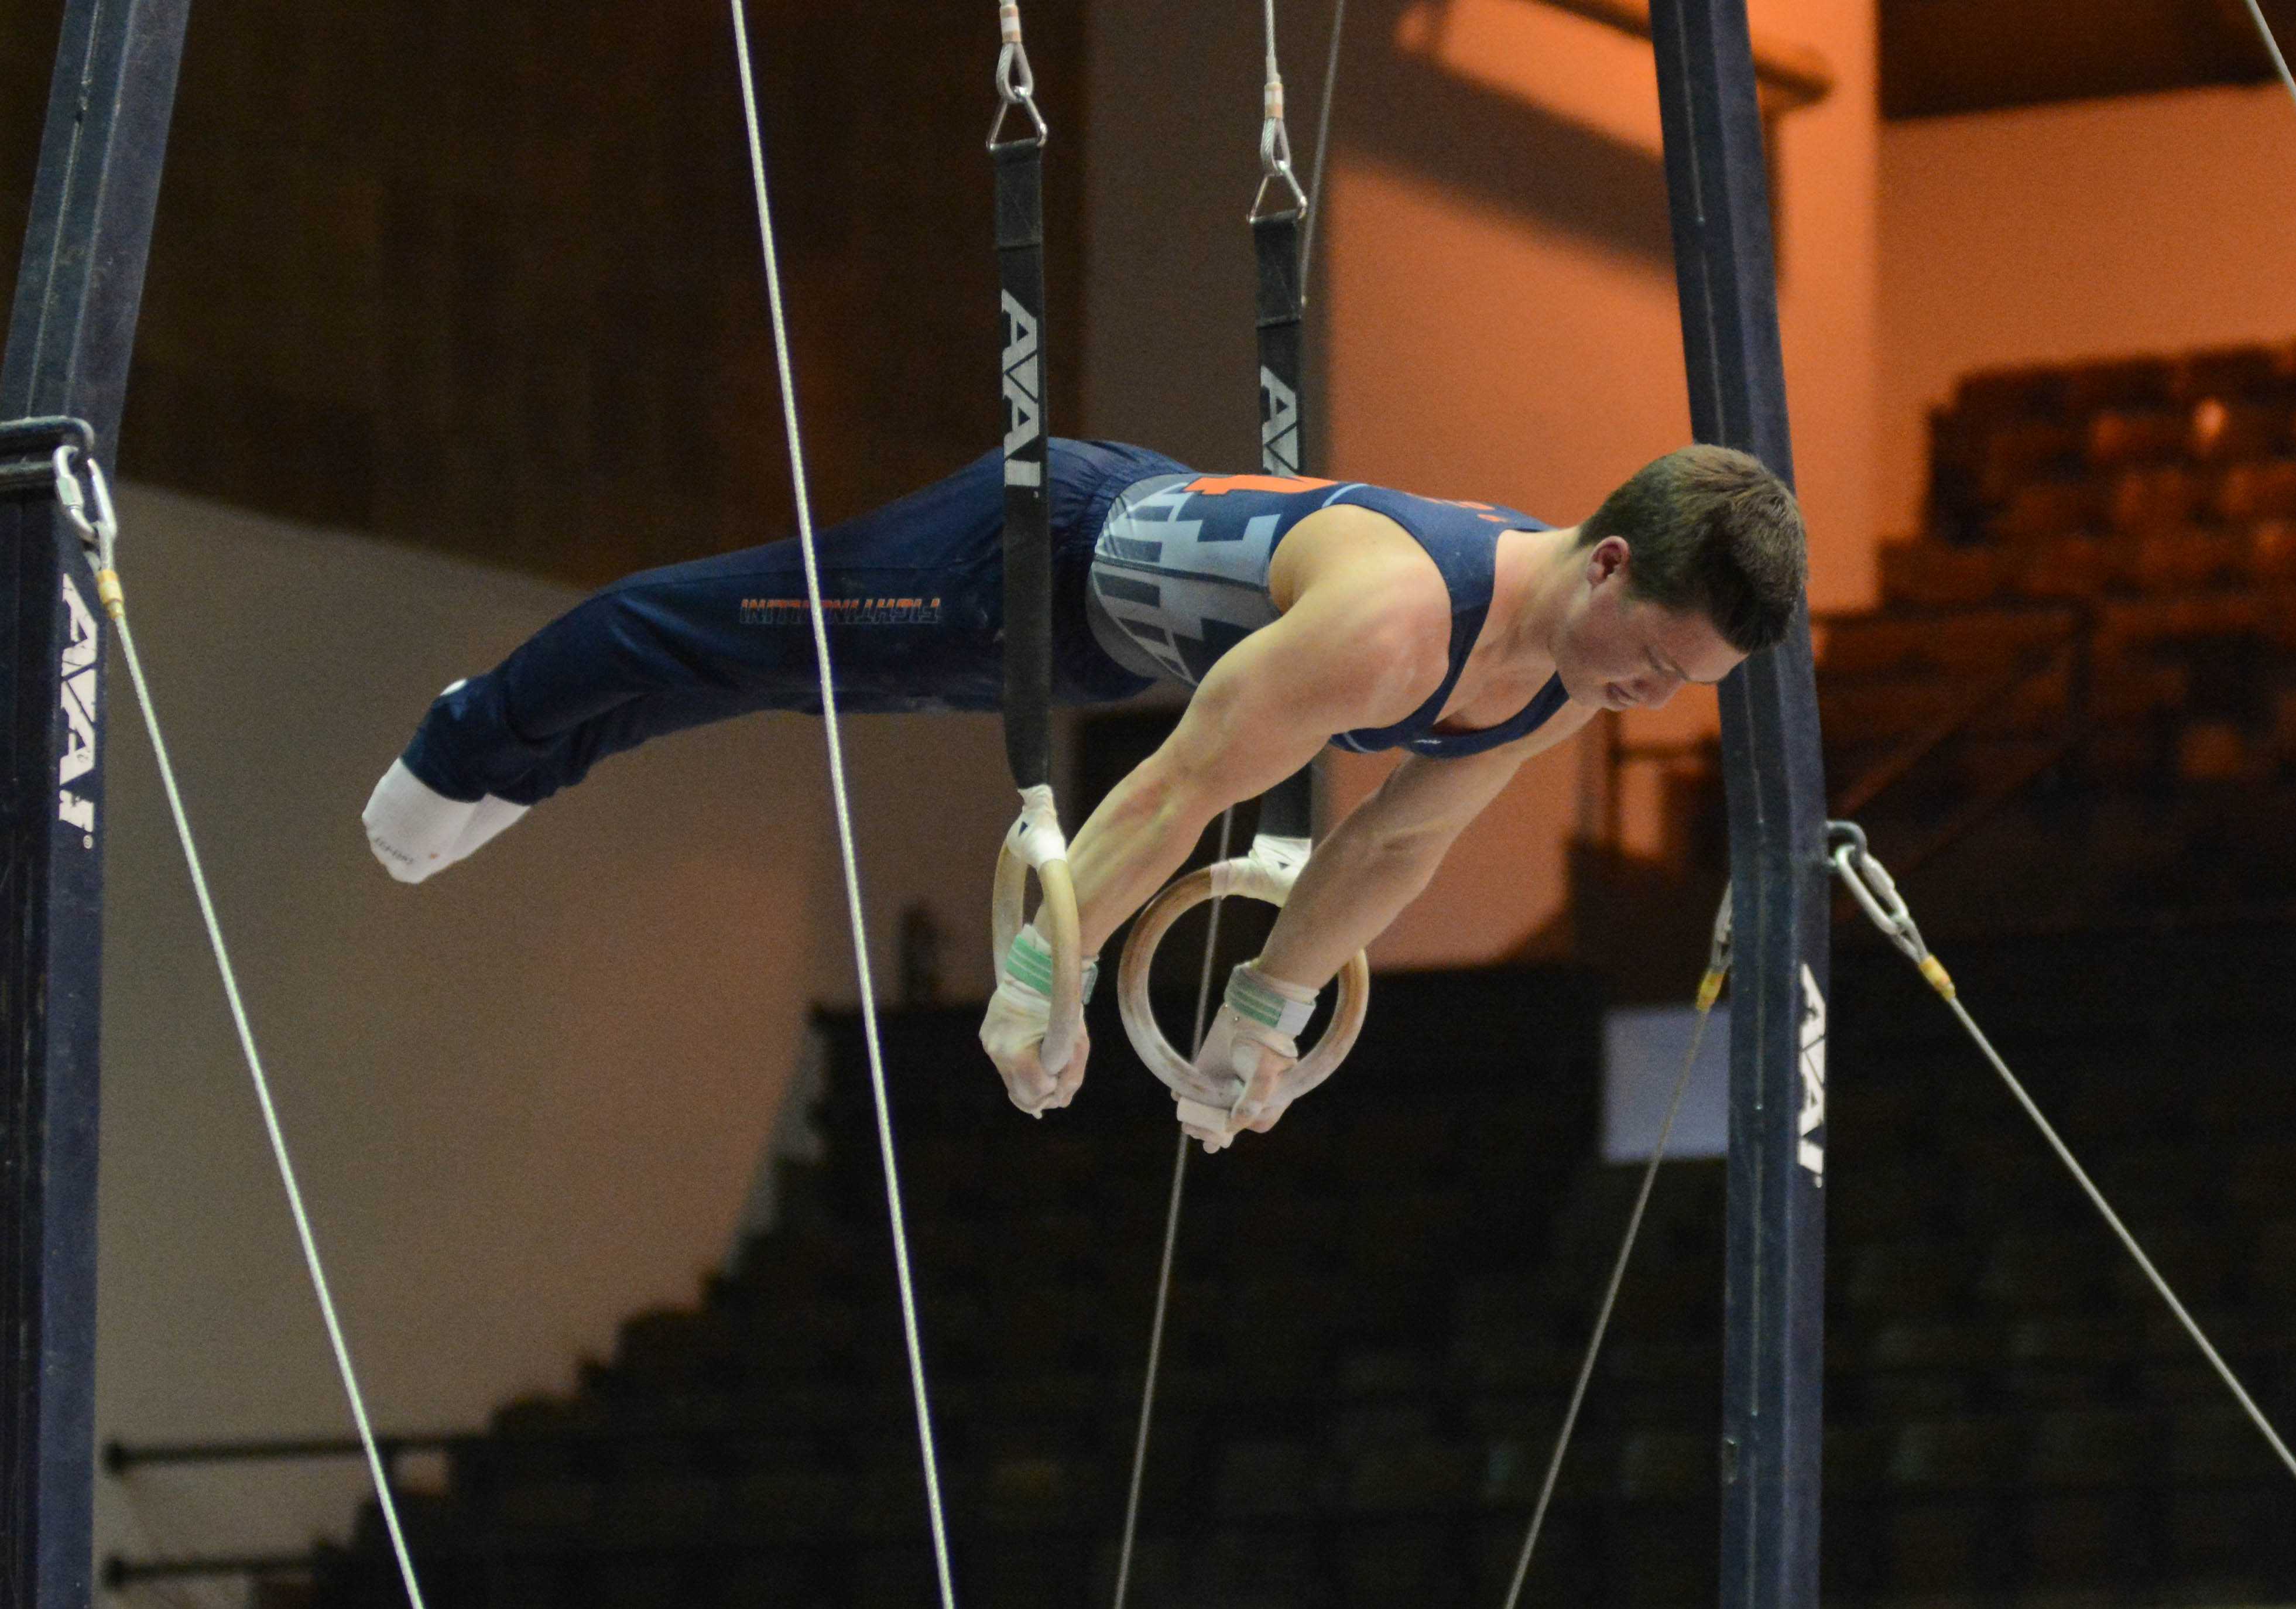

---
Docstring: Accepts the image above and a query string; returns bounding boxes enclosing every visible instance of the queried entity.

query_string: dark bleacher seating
[1702,341,2296,945]
[2017,1408,2156,1584]
[308,908,2296,1607]
[2069,356,2178,415]
[1883,1418,2024,1593]
[1841,341,2296,857]
[2175,344,2292,402]
[2085,406,2185,471]
[2188,397,2292,465]
[2106,463,2216,538]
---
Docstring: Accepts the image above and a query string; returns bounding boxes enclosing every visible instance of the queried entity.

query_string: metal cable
[1111,804,1236,1609]
[1301,0,1348,295]
[48,447,428,1609]
[1499,986,1719,1609]
[1829,827,2296,1484]
[2242,0,2296,109]
[1118,8,1348,1596]
[100,593,427,1609]
[730,8,959,1604]
[1938,991,2296,1480]
[1116,8,1352,1587]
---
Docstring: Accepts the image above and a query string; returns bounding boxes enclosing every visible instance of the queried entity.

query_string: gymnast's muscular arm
[1063,553,1451,957]
[1253,699,1601,988]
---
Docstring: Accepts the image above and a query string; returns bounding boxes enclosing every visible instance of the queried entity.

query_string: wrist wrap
[1226,961,1317,1036]
[1004,924,1098,1002]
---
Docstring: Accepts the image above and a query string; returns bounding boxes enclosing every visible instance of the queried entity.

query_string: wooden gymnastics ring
[992,784,1088,1080]
[1117,834,1370,1139]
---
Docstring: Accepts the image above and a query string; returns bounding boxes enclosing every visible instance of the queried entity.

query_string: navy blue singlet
[1086,472,1572,757]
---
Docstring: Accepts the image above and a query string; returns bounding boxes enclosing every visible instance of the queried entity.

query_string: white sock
[444,792,529,867]
[364,759,477,884]
[362,763,533,885]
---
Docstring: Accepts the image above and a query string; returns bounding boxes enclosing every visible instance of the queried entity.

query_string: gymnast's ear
[1584,534,1633,587]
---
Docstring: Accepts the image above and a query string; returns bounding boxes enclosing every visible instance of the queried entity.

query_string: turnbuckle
[1827,820,1955,998]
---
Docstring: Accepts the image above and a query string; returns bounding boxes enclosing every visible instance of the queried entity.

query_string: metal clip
[1828,820,1955,997]
[989,2,1048,148]
[52,445,118,560]
[1250,76,1310,221]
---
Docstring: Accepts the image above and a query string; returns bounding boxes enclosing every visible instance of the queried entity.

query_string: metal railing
[104,1432,468,1588]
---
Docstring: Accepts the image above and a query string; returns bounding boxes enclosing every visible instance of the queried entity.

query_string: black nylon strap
[995,138,1051,790]
[1250,207,1318,840]
[1253,208,1305,478]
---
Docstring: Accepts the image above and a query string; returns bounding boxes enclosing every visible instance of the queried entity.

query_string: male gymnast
[364,439,1807,1145]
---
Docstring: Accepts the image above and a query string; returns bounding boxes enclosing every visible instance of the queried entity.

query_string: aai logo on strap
[1797,962,1826,1183]
[1260,367,1299,477]
[58,571,98,846]
[1001,290,1041,487]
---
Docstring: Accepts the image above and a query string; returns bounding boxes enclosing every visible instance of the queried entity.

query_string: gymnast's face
[1553,535,1746,711]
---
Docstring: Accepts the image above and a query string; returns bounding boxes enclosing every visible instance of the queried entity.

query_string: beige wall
[1081,0,1284,467]
[91,484,1010,1593]
[1877,81,2296,539]
[1314,0,1880,963]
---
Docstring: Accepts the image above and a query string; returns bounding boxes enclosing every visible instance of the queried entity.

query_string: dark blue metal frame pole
[1646,4,1829,1607]
[3,2,191,1605]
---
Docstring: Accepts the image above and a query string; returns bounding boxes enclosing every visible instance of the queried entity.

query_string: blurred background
[6,0,2295,1603]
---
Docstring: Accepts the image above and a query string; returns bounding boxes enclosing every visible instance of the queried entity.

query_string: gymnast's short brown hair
[1579,444,1808,653]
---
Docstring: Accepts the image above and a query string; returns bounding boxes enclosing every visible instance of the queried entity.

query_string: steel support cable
[1301,0,1348,292]
[1828,821,2296,1484]
[47,451,429,1609]
[1110,806,1235,1609]
[729,9,959,1606]
[1115,8,1352,1600]
[2242,0,2296,109]
[1499,891,1734,1609]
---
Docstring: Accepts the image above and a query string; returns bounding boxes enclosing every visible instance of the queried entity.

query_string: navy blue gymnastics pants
[400,440,1184,806]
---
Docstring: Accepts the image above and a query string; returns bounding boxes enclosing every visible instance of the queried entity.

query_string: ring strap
[995,136,1051,789]
[1253,206,1305,478]
[1252,205,1319,843]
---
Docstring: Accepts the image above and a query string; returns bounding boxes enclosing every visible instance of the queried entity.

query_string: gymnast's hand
[978,923,1096,1116]
[1176,961,1318,1152]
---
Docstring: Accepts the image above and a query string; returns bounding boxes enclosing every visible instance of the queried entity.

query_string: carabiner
[1828,820,1955,997]
[989,4,1048,148]
[1251,80,1310,221]
[52,444,118,562]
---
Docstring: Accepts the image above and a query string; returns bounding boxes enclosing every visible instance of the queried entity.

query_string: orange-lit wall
[1878,83,2296,539]
[1315,0,1880,966]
